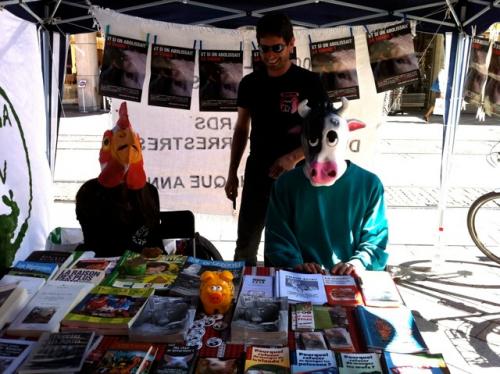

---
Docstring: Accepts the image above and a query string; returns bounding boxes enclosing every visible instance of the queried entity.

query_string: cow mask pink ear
[347,120,366,132]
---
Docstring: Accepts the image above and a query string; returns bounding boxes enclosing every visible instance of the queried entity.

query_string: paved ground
[52,108,500,372]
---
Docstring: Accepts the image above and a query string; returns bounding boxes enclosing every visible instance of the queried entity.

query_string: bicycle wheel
[467,191,500,264]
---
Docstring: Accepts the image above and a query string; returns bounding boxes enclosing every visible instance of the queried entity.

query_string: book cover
[156,344,197,374]
[231,296,288,346]
[240,275,274,298]
[244,346,290,374]
[170,257,245,297]
[62,285,153,332]
[105,252,187,290]
[358,271,403,307]
[7,280,93,338]
[293,302,315,332]
[323,327,355,352]
[355,305,428,354]
[55,268,105,284]
[313,305,349,330]
[0,283,29,329]
[291,350,337,374]
[8,261,58,280]
[323,275,363,307]
[382,352,450,373]
[18,331,94,373]
[72,258,112,271]
[25,250,74,269]
[295,331,328,350]
[195,357,242,374]
[0,338,36,374]
[94,341,153,374]
[129,295,197,343]
[142,346,158,374]
[336,352,382,374]
[276,270,327,305]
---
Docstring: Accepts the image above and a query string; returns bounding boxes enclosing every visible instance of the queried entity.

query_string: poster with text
[148,44,195,109]
[199,50,243,111]
[464,37,490,105]
[484,42,500,117]
[367,23,419,93]
[311,37,359,101]
[99,34,148,102]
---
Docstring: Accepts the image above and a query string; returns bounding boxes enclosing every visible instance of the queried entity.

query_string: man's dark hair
[256,13,294,44]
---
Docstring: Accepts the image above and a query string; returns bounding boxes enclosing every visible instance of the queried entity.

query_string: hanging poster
[484,42,500,117]
[252,47,297,73]
[99,34,148,102]
[463,37,490,105]
[367,23,419,93]
[310,37,359,101]
[148,44,195,109]
[199,50,243,111]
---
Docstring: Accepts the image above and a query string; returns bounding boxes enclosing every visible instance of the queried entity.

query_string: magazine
[275,270,327,305]
[156,344,198,374]
[336,352,382,374]
[244,346,290,374]
[240,275,274,298]
[291,350,337,374]
[103,251,187,290]
[231,295,288,346]
[358,271,402,307]
[323,275,363,307]
[55,268,105,284]
[94,341,153,373]
[129,295,197,343]
[8,261,58,280]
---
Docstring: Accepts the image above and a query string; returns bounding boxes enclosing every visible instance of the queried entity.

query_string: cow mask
[98,102,146,190]
[298,97,365,187]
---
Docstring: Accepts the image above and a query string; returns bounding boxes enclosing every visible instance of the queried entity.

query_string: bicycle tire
[467,191,500,264]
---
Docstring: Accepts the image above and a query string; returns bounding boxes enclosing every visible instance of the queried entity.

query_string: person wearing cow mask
[264,98,389,275]
[75,102,163,257]
[225,12,327,266]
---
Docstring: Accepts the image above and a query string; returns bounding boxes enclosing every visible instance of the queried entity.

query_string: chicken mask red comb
[98,102,146,189]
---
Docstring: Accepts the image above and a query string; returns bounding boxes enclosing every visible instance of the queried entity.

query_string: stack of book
[0,282,29,330]
[0,338,36,374]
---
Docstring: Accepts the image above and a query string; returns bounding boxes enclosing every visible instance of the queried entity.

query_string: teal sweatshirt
[264,161,389,270]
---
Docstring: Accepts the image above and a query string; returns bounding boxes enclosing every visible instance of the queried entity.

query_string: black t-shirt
[75,179,162,257]
[237,64,326,171]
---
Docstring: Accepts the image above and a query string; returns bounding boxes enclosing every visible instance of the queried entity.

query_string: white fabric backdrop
[93,7,410,215]
[0,10,53,263]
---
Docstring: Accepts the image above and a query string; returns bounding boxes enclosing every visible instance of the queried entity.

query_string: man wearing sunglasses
[225,13,327,266]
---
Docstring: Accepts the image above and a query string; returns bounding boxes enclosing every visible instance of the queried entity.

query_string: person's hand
[268,154,297,179]
[294,263,326,274]
[330,260,363,276]
[225,172,239,201]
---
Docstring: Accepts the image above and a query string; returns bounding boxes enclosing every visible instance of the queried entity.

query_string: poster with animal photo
[99,34,148,102]
[367,23,419,92]
[311,37,359,101]
[148,44,195,109]
[484,42,500,118]
[252,46,297,73]
[464,37,490,105]
[199,50,243,111]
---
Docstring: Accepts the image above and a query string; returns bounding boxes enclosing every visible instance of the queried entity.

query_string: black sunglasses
[259,43,286,54]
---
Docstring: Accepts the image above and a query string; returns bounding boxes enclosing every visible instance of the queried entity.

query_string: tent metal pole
[445,0,463,29]
[321,0,386,13]
[253,0,317,15]
[463,1,498,26]
[395,1,455,13]
[191,13,247,26]
[49,0,62,20]
[0,0,40,5]
[60,1,89,10]
[468,0,500,8]
[393,12,455,27]
[322,13,387,28]
[19,2,43,24]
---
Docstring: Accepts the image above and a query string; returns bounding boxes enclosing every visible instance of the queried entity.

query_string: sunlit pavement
[53,108,500,372]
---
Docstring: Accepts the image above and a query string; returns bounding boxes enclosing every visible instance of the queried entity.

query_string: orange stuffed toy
[200,270,234,315]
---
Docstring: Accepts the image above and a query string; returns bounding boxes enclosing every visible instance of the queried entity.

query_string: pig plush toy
[200,270,234,315]
[264,97,389,275]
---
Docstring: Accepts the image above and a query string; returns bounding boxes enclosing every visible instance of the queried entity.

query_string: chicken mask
[98,102,146,189]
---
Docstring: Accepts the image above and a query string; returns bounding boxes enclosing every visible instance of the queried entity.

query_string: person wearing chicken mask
[264,98,389,275]
[76,102,162,257]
